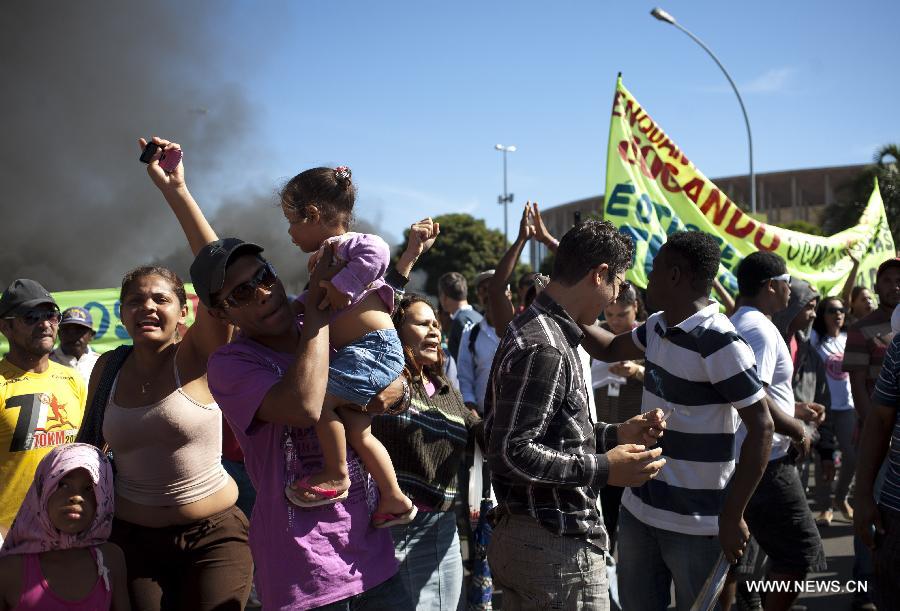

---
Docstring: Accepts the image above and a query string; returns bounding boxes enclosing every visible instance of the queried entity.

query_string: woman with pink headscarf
[0,443,129,610]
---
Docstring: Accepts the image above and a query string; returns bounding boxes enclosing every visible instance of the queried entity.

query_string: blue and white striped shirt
[869,334,900,513]
[621,301,766,535]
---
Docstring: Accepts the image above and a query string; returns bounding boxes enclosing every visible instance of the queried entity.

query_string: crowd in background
[0,140,898,611]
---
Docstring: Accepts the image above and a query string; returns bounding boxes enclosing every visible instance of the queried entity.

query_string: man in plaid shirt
[484,220,667,610]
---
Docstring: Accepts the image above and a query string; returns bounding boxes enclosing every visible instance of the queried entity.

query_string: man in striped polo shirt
[856,332,900,609]
[842,257,900,610]
[582,231,774,611]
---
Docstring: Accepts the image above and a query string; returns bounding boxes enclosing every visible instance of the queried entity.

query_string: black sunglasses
[826,307,846,315]
[5,307,62,326]
[220,262,278,308]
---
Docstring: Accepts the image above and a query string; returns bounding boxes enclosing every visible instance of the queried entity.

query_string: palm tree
[823,144,900,240]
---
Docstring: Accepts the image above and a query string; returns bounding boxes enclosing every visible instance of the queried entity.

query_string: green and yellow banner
[1,285,199,356]
[605,76,894,296]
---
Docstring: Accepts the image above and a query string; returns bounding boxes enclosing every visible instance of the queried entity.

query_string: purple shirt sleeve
[208,344,281,437]
[330,233,390,303]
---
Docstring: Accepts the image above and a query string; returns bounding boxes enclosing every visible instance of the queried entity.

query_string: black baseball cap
[190,238,265,308]
[876,257,900,279]
[0,279,57,318]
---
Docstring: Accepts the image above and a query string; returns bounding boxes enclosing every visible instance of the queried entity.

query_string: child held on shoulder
[0,443,129,611]
[280,165,415,527]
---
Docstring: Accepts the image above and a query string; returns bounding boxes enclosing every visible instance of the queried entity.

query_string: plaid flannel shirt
[484,292,618,544]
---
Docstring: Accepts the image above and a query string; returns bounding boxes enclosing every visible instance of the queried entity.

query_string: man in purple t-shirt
[189,238,411,610]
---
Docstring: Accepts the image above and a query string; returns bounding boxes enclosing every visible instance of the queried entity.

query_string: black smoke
[0,3,391,295]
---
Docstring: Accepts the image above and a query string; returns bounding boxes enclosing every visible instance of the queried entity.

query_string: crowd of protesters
[0,138,899,611]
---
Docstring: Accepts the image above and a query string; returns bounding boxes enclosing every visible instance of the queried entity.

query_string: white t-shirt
[731,306,794,461]
[810,330,854,411]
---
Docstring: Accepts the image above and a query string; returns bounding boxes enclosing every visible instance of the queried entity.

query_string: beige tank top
[102,353,229,506]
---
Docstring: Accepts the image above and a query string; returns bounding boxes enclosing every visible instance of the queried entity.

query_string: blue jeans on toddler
[327,329,405,407]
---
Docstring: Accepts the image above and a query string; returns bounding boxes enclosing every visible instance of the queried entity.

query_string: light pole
[650,7,756,215]
[495,144,516,242]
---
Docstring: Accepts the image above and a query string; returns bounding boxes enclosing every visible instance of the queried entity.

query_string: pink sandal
[372,504,418,528]
[285,476,349,508]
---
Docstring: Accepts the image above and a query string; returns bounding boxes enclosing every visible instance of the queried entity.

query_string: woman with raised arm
[77,137,252,610]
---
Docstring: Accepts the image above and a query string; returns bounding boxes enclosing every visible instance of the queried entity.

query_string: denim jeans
[391,510,463,611]
[312,572,413,611]
[488,513,609,611]
[617,507,722,611]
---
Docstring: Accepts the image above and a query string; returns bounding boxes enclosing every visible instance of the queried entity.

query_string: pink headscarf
[0,443,114,558]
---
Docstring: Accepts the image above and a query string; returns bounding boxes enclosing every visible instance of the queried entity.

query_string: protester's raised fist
[138,136,185,192]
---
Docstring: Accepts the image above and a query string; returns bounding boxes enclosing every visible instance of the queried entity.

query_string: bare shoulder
[100,542,126,568]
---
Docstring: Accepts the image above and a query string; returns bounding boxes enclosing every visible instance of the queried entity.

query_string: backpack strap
[75,345,133,452]
[467,321,482,364]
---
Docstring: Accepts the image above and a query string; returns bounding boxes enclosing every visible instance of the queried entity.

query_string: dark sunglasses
[4,308,62,326]
[826,307,846,315]
[220,262,277,308]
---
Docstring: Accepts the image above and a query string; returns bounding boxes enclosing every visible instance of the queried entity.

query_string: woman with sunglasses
[77,137,252,609]
[810,297,856,526]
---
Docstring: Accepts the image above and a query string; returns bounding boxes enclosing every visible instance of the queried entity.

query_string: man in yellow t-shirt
[0,279,87,534]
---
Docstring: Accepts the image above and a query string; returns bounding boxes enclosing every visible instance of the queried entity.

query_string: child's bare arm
[0,555,23,611]
[103,543,132,611]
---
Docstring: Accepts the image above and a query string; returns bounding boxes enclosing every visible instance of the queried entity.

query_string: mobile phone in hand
[139,142,159,163]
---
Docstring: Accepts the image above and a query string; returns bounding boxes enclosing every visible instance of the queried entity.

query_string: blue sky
[193,0,899,244]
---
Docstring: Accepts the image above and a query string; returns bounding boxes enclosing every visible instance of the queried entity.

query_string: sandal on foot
[838,500,854,521]
[285,476,349,508]
[815,509,833,527]
[372,504,418,528]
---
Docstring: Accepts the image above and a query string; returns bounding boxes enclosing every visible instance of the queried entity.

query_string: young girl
[281,165,416,527]
[0,444,129,611]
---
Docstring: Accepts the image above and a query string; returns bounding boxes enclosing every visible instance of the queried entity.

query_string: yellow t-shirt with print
[0,358,86,530]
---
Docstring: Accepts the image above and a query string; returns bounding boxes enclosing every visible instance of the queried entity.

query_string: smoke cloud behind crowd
[0,3,387,295]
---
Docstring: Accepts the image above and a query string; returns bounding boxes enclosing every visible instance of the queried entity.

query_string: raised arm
[840,247,862,309]
[139,137,217,253]
[532,202,559,253]
[489,203,534,333]
[712,277,736,316]
[391,218,439,283]
[138,137,230,364]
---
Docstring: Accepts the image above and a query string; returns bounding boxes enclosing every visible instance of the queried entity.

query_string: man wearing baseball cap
[194,238,413,609]
[0,279,87,533]
[50,306,99,383]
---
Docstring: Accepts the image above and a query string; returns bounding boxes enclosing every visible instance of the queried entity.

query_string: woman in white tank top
[83,138,252,610]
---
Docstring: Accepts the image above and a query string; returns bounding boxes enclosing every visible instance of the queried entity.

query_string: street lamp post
[650,7,756,215]
[495,144,516,242]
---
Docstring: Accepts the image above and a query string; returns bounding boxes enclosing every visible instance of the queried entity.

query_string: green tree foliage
[822,144,900,240]
[396,213,530,301]
[777,219,823,236]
